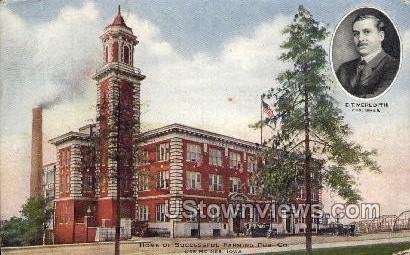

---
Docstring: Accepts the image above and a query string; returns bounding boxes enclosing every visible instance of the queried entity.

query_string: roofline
[138,123,262,150]
[49,131,91,146]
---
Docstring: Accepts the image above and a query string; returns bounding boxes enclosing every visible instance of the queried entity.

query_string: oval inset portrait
[331,7,400,99]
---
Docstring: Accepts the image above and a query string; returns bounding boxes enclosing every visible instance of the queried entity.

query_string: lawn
[268,242,410,255]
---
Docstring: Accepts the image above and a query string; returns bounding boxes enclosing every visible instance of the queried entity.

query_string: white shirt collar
[361,49,382,63]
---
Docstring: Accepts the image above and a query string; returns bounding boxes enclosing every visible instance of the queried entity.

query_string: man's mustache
[357,42,368,47]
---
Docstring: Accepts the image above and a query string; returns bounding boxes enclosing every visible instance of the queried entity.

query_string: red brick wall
[58,147,71,198]
[96,199,135,227]
[55,200,75,243]
[137,140,170,197]
[98,78,109,197]
[118,80,134,197]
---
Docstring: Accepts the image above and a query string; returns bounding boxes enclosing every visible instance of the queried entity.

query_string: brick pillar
[107,78,120,198]
[169,137,183,229]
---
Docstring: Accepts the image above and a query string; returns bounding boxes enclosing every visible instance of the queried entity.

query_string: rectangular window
[46,171,55,188]
[138,173,150,191]
[156,143,169,161]
[298,187,305,199]
[312,190,317,201]
[186,171,201,189]
[247,155,257,172]
[209,148,222,166]
[186,143,201,162]
[229,177,241,193]
[156,171,169,189]
[137,149,149,165]
[248,180,258,195]
[229,151,241,169]
[83,174,94,192]
[156,204,169,222]
[209,174,223,191]
[139,205,149,221]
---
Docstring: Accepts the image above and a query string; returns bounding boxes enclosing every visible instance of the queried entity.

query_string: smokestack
[30,106,43,197]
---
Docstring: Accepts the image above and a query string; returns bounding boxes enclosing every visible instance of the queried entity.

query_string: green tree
[257,6,380,253]
[1,217,28,246]
[0,196,53,247]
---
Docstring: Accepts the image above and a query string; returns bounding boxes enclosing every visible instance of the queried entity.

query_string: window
[156,204,169,222]
[247,156,257,172]
[186,171,201,189]
[124,45,130,64]
[229,151,241,169]
[312,190,318,201]
[186,143,201,162]
[139,205,149,221]
[46,171,55,188]
[209,174,223,191]
[137,149,149,165]
[156,143,169,161]
[298,187,305,199]
[157,171,169,189]
[209,148,222,166]
[105,45,109,63]
[248,180,258,195]
[229,177,241,193]
[83,173,94,192]
[138,172,149,191]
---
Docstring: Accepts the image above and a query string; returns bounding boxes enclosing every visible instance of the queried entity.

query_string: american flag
[262,100,274,118]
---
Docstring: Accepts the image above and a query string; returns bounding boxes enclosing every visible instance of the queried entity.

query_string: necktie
[355,60,367,87]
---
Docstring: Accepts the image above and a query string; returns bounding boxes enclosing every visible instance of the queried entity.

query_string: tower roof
[109,5,131,30]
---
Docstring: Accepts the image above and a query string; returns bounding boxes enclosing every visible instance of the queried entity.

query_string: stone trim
[70,145,83,198]
[55,150,61,199]
[169,137,183,220]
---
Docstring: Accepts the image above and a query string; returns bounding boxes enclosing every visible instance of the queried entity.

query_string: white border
[329,6,403,101]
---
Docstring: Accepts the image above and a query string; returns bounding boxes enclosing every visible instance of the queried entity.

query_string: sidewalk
[2,230,410,255]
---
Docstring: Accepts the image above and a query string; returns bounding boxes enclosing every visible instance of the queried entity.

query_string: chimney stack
[30,106,43,197]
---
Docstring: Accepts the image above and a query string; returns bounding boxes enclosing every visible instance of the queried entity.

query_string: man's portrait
[332,8,400,99]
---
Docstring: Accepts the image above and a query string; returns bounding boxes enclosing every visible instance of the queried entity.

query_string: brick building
[46,7,321,244]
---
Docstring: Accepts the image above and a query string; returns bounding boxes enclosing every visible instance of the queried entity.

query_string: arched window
[112,41,119,62]
[124,45,130,64]
[105,45,109,63]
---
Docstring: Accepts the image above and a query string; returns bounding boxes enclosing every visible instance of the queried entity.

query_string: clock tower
[93,6,145,227]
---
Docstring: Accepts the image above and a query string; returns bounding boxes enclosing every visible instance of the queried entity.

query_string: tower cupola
[99,5,138,67]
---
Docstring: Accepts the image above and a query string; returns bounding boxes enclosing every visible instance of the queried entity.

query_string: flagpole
[260,95,263,145]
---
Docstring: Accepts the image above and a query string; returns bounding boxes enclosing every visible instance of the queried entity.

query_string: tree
[1,217,28,246]
[256,6,380,254]
[0,196,53,247]
[21,196,54,245]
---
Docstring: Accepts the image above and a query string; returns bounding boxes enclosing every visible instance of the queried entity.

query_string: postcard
[1,0,409,254]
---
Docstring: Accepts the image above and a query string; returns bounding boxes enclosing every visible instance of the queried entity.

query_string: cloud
[0,1,102,219]
[1,1,409,220]
[0,2,292,218]
[127,14,291,139]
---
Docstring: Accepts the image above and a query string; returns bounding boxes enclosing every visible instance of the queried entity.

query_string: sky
[0,0,409,220]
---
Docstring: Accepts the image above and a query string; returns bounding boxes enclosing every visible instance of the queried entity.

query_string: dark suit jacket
[336,51,399,98]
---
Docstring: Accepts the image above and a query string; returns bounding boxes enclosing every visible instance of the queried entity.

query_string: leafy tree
[0,196,53,247]
[1,217,28,246]
[256,6,380,253]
